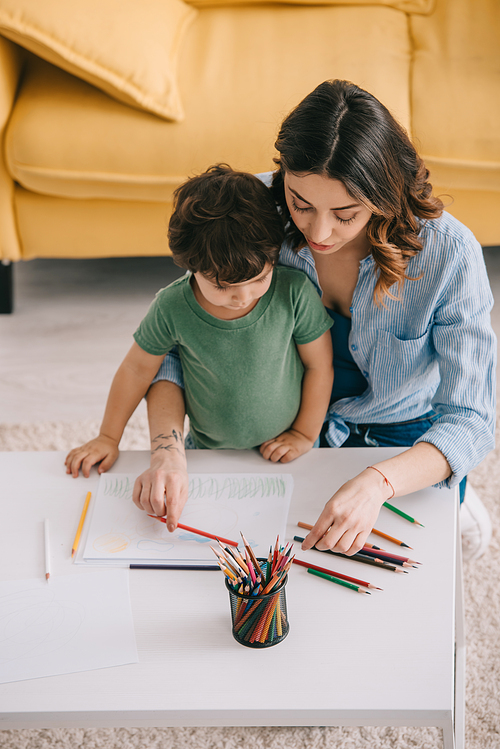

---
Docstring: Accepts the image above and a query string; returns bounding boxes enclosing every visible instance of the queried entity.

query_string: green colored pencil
[383,501,424,527]
[307,568,371,595]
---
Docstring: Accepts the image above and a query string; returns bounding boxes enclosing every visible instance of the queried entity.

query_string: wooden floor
[1,249,499,424]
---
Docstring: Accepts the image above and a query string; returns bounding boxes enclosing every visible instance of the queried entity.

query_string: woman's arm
[132,380,189,529]
[260,331,333,462]
[302,441,451,555]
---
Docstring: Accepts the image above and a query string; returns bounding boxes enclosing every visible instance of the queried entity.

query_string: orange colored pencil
[370,528,413,549]
[71,491,91,558]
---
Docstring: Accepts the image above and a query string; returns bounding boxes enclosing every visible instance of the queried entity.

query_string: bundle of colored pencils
[212,533,293,646]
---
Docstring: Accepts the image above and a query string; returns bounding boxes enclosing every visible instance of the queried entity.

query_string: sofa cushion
[14,187,173,260]
[6,4,411,203]
[186,0,434,11]
[0,0,197,121]
[411,0,500,193]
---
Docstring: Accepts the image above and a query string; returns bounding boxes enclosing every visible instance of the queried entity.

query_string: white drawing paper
[80,473,293,565]
[0,570,138,684]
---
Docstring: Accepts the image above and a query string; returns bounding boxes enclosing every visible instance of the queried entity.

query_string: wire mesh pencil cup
[225,559,289,648]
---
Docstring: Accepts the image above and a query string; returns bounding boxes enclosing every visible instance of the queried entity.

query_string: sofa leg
[0,260,13,314]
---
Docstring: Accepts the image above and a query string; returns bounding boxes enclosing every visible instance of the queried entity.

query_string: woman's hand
[259,429,314,463]
[65,434,120,478]
[132,450,188,531]
[302,468,390,555]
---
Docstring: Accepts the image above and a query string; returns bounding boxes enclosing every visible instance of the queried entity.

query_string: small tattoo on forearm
[152,444,179,453]
[151,430,185,455]
[152,431,184,444]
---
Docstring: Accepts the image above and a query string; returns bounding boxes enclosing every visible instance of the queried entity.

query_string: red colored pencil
[293,557,382,590]
[147,515,238,547]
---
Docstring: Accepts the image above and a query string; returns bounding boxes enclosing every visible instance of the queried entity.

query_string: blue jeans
[320,412,466,503]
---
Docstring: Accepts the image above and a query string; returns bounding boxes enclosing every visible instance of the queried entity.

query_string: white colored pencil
[44,518,51,583]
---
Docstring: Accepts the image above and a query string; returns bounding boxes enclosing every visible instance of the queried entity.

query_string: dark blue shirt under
[327,308,368,403]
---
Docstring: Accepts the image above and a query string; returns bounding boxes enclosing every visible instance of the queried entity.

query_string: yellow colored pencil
[71,491,91,558]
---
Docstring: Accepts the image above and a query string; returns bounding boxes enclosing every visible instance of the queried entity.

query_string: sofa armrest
[0,36,24,261]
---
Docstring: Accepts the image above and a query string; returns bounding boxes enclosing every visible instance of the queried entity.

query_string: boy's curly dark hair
[272,80,444,305]
[168,164,284,285]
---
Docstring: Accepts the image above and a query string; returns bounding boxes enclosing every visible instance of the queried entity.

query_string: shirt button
[363,371,369,377]
[351,344,357,351]
[349,306,353,313]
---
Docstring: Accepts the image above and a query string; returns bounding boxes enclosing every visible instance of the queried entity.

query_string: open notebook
[76,473,293,567]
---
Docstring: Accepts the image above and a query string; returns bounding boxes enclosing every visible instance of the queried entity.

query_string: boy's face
[193,264,274,320]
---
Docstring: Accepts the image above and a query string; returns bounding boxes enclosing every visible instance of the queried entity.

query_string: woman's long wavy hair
[272,79,444,305]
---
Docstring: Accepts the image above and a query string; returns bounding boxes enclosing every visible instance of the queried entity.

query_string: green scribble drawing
[188,475,286,501]
[103,474,286,504]
[103,476,134,500]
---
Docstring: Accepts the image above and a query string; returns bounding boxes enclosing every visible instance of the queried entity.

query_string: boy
[66,165,333,527]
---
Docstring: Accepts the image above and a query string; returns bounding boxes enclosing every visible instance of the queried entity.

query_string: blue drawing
[177,532,211,544]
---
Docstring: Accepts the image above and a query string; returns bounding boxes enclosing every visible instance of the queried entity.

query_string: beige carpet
[0,415,499,749]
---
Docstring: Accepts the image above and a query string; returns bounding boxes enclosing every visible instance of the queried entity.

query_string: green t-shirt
[134,266,332,449]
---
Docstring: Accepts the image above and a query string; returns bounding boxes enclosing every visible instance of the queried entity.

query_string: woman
[132,80,497,560]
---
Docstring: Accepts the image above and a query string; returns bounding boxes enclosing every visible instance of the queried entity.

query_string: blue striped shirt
[154,191,496,489]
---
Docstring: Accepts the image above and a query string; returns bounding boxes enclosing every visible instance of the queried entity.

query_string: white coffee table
[0,448,464,748]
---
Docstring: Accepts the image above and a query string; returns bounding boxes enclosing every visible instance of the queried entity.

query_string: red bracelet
[367,465,395,499]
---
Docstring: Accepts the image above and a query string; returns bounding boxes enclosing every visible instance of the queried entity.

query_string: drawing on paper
[0,571,138,685]
[80,472,293,565]
[0,587,85,663]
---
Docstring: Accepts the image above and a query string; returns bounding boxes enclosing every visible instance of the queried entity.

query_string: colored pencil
[212,545,243,577]
[147,515,238,547]
[383,501,424,526]
[363,543,419,564]
[224,544,250,575]
[307,568,371,594]
[241,532,260,571]
[44,518,51,583]
[370,528,412,549]
[71,491,91,558]
[293,536,407,573]
[293,557,382,590]
[298,520,412,549]
[354,547,419,567]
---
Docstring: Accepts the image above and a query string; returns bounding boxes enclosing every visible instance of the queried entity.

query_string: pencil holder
[225,560,289,648]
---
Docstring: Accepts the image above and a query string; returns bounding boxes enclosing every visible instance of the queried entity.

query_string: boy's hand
[259,429,314,463]
[132,453,188,531]
[65,435,120,478]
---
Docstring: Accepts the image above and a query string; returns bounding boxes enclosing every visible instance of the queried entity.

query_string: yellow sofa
[0,0,499,312]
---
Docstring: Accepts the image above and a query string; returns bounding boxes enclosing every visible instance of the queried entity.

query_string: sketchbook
[77,473,293,566]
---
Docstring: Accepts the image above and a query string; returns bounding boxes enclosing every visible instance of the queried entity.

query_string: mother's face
[284,172,372,257]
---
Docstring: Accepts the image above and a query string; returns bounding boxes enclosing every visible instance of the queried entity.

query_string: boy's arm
[132,380,189,527]
[260,331,333,463]
[65,342,165,478]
